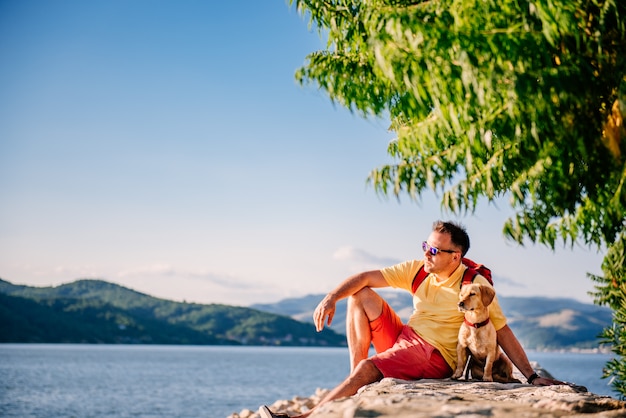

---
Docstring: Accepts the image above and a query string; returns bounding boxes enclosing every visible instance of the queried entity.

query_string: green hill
[0,278,346,346]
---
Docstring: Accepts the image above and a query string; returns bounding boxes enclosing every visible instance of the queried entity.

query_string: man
[260,221,561,418]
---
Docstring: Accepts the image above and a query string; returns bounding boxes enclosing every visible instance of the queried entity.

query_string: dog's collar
[464,317,490,329]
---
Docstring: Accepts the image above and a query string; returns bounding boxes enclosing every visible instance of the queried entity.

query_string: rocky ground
[228,367,626,418]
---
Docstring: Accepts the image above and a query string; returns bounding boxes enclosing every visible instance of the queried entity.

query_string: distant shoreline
[528,347,613,355]
[0,342,614,355]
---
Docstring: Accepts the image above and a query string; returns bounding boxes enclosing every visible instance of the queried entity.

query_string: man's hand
[313,294,336,332]
[531,375,588,392]
[532,376,565,386]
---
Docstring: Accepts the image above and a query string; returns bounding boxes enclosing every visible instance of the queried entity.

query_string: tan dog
[451,283,519,383]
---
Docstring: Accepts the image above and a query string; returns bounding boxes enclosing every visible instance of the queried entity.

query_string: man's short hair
[432,220,470,256]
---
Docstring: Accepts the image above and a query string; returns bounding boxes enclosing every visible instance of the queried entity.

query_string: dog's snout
[458,301,464,308]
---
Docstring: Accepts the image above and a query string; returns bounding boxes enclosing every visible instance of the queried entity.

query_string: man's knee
[348,287,376,304]
[348,288,383,319]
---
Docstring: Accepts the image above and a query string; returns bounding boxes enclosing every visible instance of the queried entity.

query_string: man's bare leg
[346,287,384,371]
[260,288,386,418]
[292,359,384,418]
[293,288,384,417]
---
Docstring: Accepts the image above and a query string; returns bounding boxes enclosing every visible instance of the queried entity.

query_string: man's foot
[258,405,290,418]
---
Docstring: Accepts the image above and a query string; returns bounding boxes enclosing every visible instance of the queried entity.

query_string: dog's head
[457,283,496,312]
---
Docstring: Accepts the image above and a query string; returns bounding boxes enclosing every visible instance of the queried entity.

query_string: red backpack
[411,258,492,294]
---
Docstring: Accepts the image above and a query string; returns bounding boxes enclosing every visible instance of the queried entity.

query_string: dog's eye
[469,292,476,296]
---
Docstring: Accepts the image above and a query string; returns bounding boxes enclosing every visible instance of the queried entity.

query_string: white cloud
[118,264,176,277]
[50,265,104,280]
[110,263,286,305]
[333,246,401,271]
[492,274,526,289]
[116,264,258,289]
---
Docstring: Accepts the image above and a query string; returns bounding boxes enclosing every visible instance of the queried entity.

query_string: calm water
[0,344,618,418]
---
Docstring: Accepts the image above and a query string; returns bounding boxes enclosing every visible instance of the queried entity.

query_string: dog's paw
[482,375,494,382]
[451,371,464,380]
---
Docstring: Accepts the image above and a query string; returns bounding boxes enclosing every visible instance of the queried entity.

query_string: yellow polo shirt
[380,260,507,369]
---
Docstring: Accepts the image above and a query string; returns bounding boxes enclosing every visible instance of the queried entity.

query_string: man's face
[422,231,460,274]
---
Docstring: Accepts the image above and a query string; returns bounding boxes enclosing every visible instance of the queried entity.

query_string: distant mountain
[499,296,613,350]
[1,277,611,350]
[0,278,346,346]
[251,290,613,350]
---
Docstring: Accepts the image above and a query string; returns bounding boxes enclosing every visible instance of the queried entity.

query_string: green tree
[289,0,626,396]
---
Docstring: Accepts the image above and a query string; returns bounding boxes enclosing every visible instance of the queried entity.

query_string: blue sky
[0,1,605,307]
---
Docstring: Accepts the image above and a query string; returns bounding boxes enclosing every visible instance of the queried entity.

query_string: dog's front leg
[452,342,468,380]
[482,348,496,382]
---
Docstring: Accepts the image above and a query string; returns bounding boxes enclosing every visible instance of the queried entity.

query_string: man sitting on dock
[260,220,563,418]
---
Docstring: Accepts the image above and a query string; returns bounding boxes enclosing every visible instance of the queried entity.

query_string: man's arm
[313,270,388,332]
[497,325,564,386]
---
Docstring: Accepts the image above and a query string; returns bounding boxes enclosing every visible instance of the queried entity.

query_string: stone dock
[228,368,626,418]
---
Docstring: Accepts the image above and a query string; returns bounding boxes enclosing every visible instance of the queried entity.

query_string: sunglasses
[422,241,457,256]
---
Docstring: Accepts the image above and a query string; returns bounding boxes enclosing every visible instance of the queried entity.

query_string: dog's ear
[480,284,496,307]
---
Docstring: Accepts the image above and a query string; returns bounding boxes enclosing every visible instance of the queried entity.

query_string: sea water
[0,344,618,418]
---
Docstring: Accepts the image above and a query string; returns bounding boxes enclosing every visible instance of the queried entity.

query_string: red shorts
[369,301,452,380]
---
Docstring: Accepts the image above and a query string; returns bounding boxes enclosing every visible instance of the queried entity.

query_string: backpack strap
[461,266,480,288]
[411,264,429,294]
[461,258,493,287]
[411,258,492,294]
